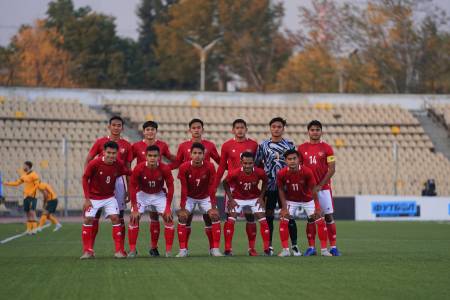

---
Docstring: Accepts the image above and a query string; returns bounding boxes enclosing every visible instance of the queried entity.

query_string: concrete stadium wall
[1,87,449,109]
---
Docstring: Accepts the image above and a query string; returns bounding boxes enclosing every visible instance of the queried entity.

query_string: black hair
[284,149,299,158]
[232,119,247,128]
[307,120,322,130]
[103,141,119,150]
[269,117,287,127]
[143,121,158,130]
[24,161,33,169]
[146,145,160,153]
[191,142,205,153]
[240,151,254,160]
[189,118,204,128]
[109,116,124,125]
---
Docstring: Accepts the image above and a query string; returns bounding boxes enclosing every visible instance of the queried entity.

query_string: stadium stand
[1,95,449,213]
[428,103,450,135]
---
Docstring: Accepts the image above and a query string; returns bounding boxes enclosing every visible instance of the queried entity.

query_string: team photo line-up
[5,115,340,259]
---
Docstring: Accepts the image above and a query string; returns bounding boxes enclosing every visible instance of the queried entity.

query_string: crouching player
[127,145,175,258]
[277,149,332,257]
[222,152,271,256]
[81,141,131,259]
[176,143,222,257]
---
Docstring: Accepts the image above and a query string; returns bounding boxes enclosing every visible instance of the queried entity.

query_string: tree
[9,20,75,87]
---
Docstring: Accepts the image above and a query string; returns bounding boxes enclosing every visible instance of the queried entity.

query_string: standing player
[81,141,131,259]
[171,118,220,250]
[3,161,40,234]
[131,120,176,257]
[222,152,271,256]
[277,150,332,257]
[255,117,295,255]
[298,120,340,256]
[176,143,222,257]
[36,181,62,232]
[127,145,175,258]
[85,116,132,250]
[215,119,259,255]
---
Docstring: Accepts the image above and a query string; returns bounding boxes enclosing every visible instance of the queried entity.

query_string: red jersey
[82,157,131,200]
[225,167,267,200]
[277,166,316,202]
[88,136,133,164]
[215,138,258,187]
[178,161,216,207]
[129,162,174,211]
[132,140,173,164]
[297,141,335,190]
[171,139,220,169]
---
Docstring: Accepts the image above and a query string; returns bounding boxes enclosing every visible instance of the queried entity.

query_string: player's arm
[222,172,237,210]
[163,167,175,218]
[258,172,268,207]
[215,145,228,189]
[169,145,183,170]
[129,166,140,223]
[4,178,23,187]
[163,144,177,162]
[85,141,99,169]
[314,154,336,193]
[254,145,264,168]
[277,174,289,218]
[210,144,221,165]
[82,162,95,210]
[208,164,218,208]
[307,171,321,217]
[178,166,188,209]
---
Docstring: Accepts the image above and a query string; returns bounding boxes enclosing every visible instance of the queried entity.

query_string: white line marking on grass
[0,223,51,244]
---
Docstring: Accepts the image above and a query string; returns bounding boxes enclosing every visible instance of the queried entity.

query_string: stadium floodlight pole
[184,37,222,91]
[62,137,68,217]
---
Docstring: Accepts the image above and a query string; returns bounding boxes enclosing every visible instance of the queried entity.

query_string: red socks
[128,224,139,252]
[112,224,124,253]
[326,221,337,247]
[92,218,99,248]
[224,217,236,251]
[316,218,328,250]
[164,225,175,253]
[306,221,316,248]
[211,222,221,249]
[279,218,290,249]
[258,218,271,251]
[205,227,213,249]
[246,222,257,249]
[177,224,187,250]
[82,224,93,253]
[120,218,126,252]
[150,220,161,249]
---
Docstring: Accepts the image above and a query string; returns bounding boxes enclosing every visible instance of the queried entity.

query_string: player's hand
[313,185,322,194]
[125,192,130,203]
[279,207,289,219]
[130,210,140,225]
[312,207,322,220]
[163,208,173,222]
[256,197,265,209]
[83,199,92,211]
[227,199,238,212]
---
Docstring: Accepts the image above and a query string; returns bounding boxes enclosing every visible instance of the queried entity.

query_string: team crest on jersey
[300,180,305,184]
[304,152,308,155]
[318,152,324,157]
[120,148,125,153]
[100,171,103,175]
[142,151,145,155]
[286,180,290,183]
[158,176,162,180]
[188,175,192,178]
[232,149,236,153]
[201,175,207,179]
[144,177,147,180]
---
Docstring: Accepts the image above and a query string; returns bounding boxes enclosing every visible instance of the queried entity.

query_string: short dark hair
[307,120,322,130]
[146,145,160,153]
[284,149,299,158]
[232,119,247,128]
[143,121,158,130]
[104,141,119,150]
[269,117,286,127]
[24,161,33,169]
[109,116,124,125]
[191,142,205,153]
[189,118,204,128]
[240,151,254,160]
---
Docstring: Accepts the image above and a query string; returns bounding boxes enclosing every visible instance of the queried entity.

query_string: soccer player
[85,116,132,250]
[176,143,222,257]
[222,152,271,256]
[171,118,220,249]
[215,119,260,255]
[277,149,332,257]
[131,120,176,256]
[127,145,175,258]
[298,120,340,256]
[3,161,40,234]
[81,141,131,259]
[36,181,62,232]
[255,117,295,255]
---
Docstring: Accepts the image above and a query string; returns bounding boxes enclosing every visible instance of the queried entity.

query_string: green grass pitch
[0,221,449,300]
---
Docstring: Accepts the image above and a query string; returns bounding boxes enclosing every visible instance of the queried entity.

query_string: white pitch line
[0,223,51,244]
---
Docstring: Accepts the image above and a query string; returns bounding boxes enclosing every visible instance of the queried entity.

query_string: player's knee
[110,214,120,224]
[177,209,189,223]
[265,209,274,217]
[307,217,316,223]
[324,214,333,223]
[208,209,220,222]
[254,212,265,220]
[228,212,238,219]
[162,214,172,225]
[84,217,94,225]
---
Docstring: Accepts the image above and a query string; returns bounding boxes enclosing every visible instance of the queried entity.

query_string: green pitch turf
[0,221,449,300]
